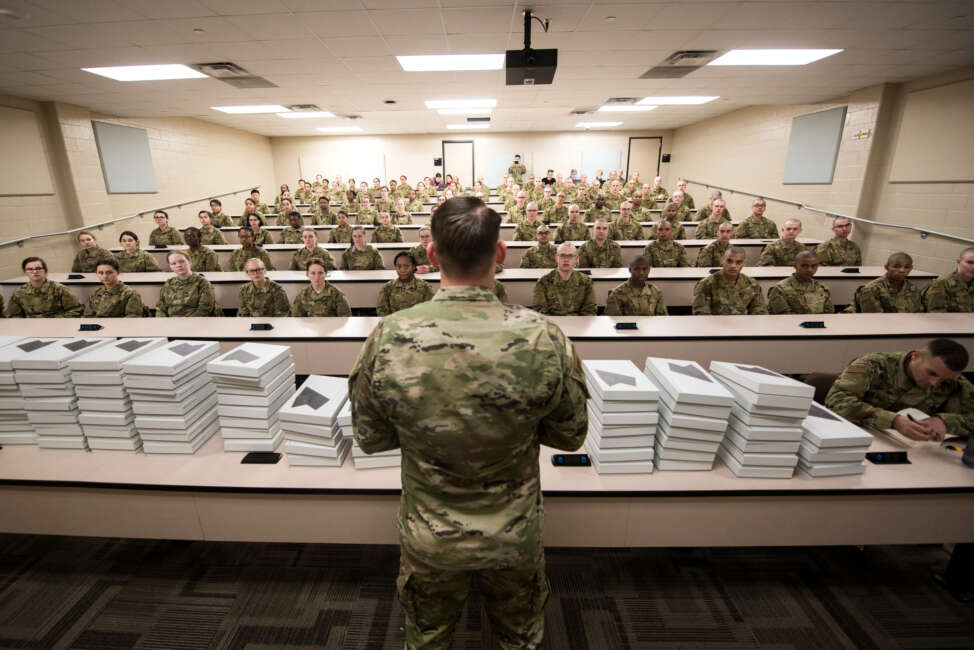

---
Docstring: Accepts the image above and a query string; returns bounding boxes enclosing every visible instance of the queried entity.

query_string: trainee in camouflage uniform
[532,270,597,315]
[610,218,644,241]
[72,246,116,273]
[816,237,862,266]
[826,349,974,437]
[586,205,612,223]
[546,204,568,224]
[513,220,542,241]
[851,276,923,313]
[228,247,275,272]
[83,283,144,318]
[520,243,557,269]
[391,210,413,225]
[280,226,303,244]
[695,204,732,222]
[695,216,730,240]
[493,280,508,302]
[115,249,160,273]
[375,197,395,213]
[692,272,768,315]
[149,226,182,246]
[294,187,313,204]
[354,209,378,225]
[329,224,353,244]
[406,199,425,213]
[577,239,623,268]
[648,185,669,205]
[5,280,82,318]
[155,274,218,317]
[290,246,336,271]
[341,245,384,270]
[605,282,667,316]
[186,246,221,272]
[209,210,234,228]
[508,161,527,184]
[681,191,696,210]
[238,279,290,317]
[923,270,974,312]
[292,283,351,317]
[767,275,834,314]
[735,215,779,239]
[695,239,731,267]
[643,240,689,268]
[506,204,527,224]
[371,224,404,243]
[758,239,805,266]
[409,243,438,272]
[198,224,227,246]
[674,203,692,221]
[253,229,273,245]
[312,203,335,225]
[376,276,435,316]
[558,220,589,242]
[648,220,686,240]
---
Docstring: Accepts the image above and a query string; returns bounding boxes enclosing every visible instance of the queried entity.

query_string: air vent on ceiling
[341,114,362,120]
[571,107,595,115]
[640,50,718,79]
[605,97,637,105]
[467,116,490,123]
[288,104,322,112]
[191,61,277,88]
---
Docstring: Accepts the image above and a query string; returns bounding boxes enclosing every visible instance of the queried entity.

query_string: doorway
[442,140,474,189]
[626,137,662,182]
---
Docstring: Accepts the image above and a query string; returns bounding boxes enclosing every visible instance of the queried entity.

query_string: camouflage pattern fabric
[758,239,806,266]
[409,244,438,272]
[392,212,414,225]
[695,205,732,222]
[280,227,303,244]
[605,282,667,316]
[506,205,527,224]
[852,276,922,313]
[311,207,334,225]
[115,250,160,273]
[328,225,353,244]
[342,246,384,270]
[815,237,862,266]
[83,283,144,318]
[371,225,404,243]
[695,239,731,267]
[674,204,692,221]
[610,220,644,241]
[291,283,351,317]
[155,274,218,317]
[148,227,182,246]
[228,247,275,272]
[5,280,82,318]
[767,274,834,314]
[210,212,234,228]
[71,247,116,273]
[532,270,597,315]
[643,240,689,268]
[694,218,725,240]
[577,240,623,268]
[586,206,612,223]
[186,246,221,272]
[520,244,557,269]
[253,230,274,245]
[922,271,974,312]
[493,280,508,302]
[546,205,568,224]
[376,277,434,316]
[682,191,696,210]
[198,225,226,246]
[692,272,768,315]
[647,220,686,241]
[508,163,526,183]
[557,221,590,242]
[735,216,779,239]
[354,210,378,225]
[238,280,291,317]
[290,246,336,271]
[513,221,541,241]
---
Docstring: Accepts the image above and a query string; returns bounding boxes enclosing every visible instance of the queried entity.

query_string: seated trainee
[290,228,336,271]
[758,218,805,266]
[197,210,227,245]
[182,227,221,272]
[605,256,667,316]
[513,202,542,241]
[248,213,274,245]
[84,258,144,318]
[691,247,768,315]
[312,196,334,225]
[693,199,729,239]
[532,242,597,315]
[116,231,160,272]
[72,230,116,273]
[577,219,623,268]
[609,201,644,241]
[341,226,384,270]
[643,220,688,268]
[520,225,557,269]
[292,259,352,317]
[209,199,233,228]
[372,211,404,243]
[155,251,219,317]
[376,252,435,316]
[734,198,779,239]
[329,210,353,244]
[411,227,438,273]
[558,204,590,242]
[228,227,275,272]
[849,252,922,313]
[238,258,290,317]
[149,210,182,246]
[280,211,305,244]
[5,256,82,318]
[922,246,974,313]
[276,198,296,226]
[767,250,834,314]
[816,216,862,266]
[695,221,735,267]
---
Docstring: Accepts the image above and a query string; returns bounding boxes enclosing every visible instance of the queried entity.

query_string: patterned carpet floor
[0,534,971,649]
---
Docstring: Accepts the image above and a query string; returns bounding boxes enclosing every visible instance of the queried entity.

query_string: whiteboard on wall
[300,154,385,185]
[92,120,158,193]
[889,78,974,183]
[484,152,520,187]
[580,151,621,179]
[0,106,55,196]
[782,106,847,184]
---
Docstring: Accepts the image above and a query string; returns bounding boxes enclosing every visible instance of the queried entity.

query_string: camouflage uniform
[328,225,353,244]
[155,274,219,317]
[210,211,234,228]
[274,211,291,227]
[767,274,834,314]
[695,205,732,222]
[586,206,612,223]
[253,229,273,246]
[149,227,182,246]
[280,227,303,244]
[520,243,557,269]
[83,283,144,318]
[610,220,644,241]
[371,225,403,243]
[493,280,508,302]
[826,351,974,437]
[513,221,542,241]
[532,270,597,315]
[648,221,686,241]
[735,216,779,239]
[692,272,768,315]
[852,276,923,313]
[349,285,588,649]
[695,218,728,240]
[238,280,291,317]
[604,192,626,211]
[758,239,806,266]
[228,247,275,272]
[643,240,689,268]
[674,204,692,221]
[922,271,974,312]
[311,208,335,226]
[198,225,227,246]
[391,211,414,225]
[289,246,336,271]
[375,198,395,213]
[406,200,425,213]
[506,205,527,224]
[605,282,667,316]
[72,247,116,273]
[342,246,384,270]
[111,249,158,273]
[291,284,351,317]
[695,240,731,267]
[5,280,82,318]
[546,205,568,225]
[649,187,669,205]
[557,221,590,242]
[354,210,378,225]
[682,191,696,210]
[294,189,313,204]
[573,195,592,212]
[577,240,623,268]
[631,206,652,223]
[376,276,435,316]
[410,244,438,272]
[186,246,221,272]
[815,238,862,267]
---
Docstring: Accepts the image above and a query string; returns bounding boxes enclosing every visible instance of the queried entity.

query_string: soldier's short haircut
[718,221,735,231]
[709,189,722,199]
[795,250,819,264]
[244,257,265,271]
[927,338,969,372]
[183,227,200,237]
[154,210,169,219]
[96,258,119,272]
[306,258,329,273]
[959,246,974,258]
[245,197,256,205]
[886,251,913,266]
[656,219,673,229]
[536,225,550,233]
[118,230,139,243]
[250,189,260,195]
[594,218,610,226]
[247,213,266,227]
[338,209,348,218]
[394,251,417,268]
[209,199,221,207]
[784,218,802,228]
[431,197,500,279]
[723,246,747,260]
[629,255,651,269]
[21,256,46,271]
[526,201,538,210]
[352,226,365,233]
[664,202,679,212]
[238,226,254,236]
[568,203,579,212]
[418,226,430,233]
[832,216,851,226]
[282,196,293,203]
[199,210,212,218]
[288,210,302,220]
[621,201,632,209]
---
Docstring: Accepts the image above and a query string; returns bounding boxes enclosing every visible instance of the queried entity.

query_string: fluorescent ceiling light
[446,123,490,130]
[212,105,288,114]
[709,49,842,66]
[398,54,504,71]
[437,108,492,115]
[425,98,497,110]
[597,105,657,112]
[276,111,335,119]
[576,121,623,128]
[637,96,719,105]
[82,64,206,81]
[317,126,363,133]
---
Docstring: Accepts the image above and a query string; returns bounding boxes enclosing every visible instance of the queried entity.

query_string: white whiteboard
[92,121,158,193]
[889,78,974,183]
[0,106,54,196]
[300,154,385,185]
[782,106,846,184]
[580,151,621,179]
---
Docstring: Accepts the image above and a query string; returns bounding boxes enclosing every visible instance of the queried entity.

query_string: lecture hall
[0,1,972,647]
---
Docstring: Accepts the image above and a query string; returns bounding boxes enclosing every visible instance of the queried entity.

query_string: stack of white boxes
[0,337,31,445]
[347,402,402,469]
[12,338,115,450]
[207,343,295,453]
[122,340,221,454]
[582,359,659,474]
[710,361,814,479]
[798,402,872,477]
[70,338,168,451]
[279,375,350,466]
[644,357,733,470]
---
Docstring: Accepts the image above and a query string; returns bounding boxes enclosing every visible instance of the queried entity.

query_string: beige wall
[0,100,274,280]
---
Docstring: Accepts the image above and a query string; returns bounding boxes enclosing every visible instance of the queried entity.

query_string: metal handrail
[684,179,974,245]
[0,186,259,249]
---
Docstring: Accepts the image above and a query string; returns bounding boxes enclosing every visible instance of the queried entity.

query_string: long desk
[4,267,934,311]
[121,237,815,271]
